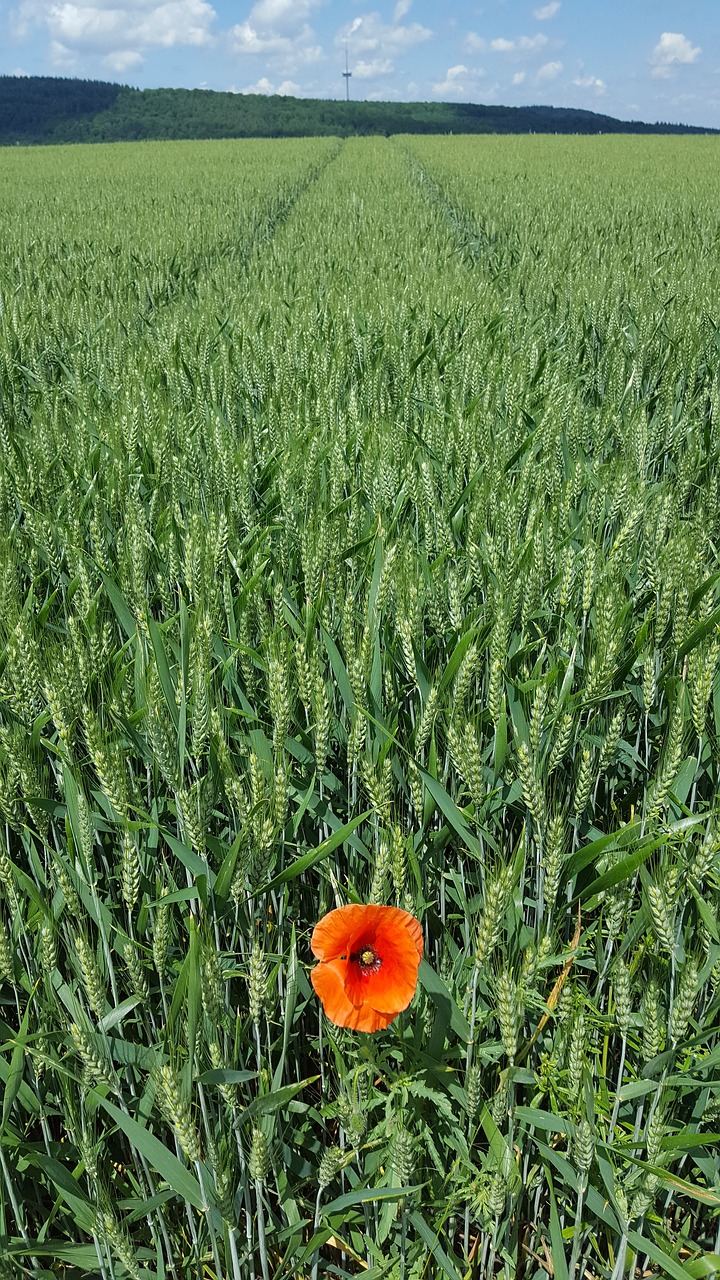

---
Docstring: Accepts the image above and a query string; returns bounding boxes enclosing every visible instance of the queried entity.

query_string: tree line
[0,75,714,146]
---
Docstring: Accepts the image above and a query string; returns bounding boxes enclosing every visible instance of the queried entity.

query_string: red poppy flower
[310,904,423,1033]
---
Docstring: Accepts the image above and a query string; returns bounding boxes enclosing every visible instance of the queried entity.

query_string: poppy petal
[310,904,424,1032]
[395,911,424,960]
[310,905,374,962]
[311,959,398,1031]
[311,905,424,964]
[351,1004,397,1033]
[342,1002,397,1033]
[310,958,355,1020]
[341,912,422,1014]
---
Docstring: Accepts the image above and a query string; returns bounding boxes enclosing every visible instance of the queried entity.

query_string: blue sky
[2,0,717,128]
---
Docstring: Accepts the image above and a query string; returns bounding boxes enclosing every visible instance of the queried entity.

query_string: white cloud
[230,0,322,62]
[231,22,321,60]
[239,74,299,93]
[354,57,394,78]
[431,62,485,98]
[338,11,432,56]
[431,63,467,95]
[49,38,76,66]
[536,59,562,81]
[650,32,701,78]
[17,0,217,60]
[231,23,287,54]
[512,70,525,84]
[465,32,485,54]
[490,33,547,54]
[246,0,317,29]
[392,0,411,21]
[241,74,273,92]
[534,1,560,18]
[104,47,143,70]
[572,74,605,94]
[466,30,555,68]
[367,86,403,99]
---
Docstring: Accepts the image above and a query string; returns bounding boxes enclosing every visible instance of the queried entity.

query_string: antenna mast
[342,43,352,100]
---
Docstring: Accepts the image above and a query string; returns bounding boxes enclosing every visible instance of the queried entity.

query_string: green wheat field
[0,133,719,1279]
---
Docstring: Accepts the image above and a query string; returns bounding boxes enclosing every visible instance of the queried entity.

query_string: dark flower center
[351,943,382,974]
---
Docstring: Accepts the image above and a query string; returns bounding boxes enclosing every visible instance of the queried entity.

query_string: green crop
[0,133,719,1278]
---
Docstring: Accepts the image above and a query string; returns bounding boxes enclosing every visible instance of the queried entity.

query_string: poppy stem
[255,1178,271,1280]
[362,1200,373,1268]
[194,1156,222,1280]
[310,1187,323,1280]
[399,1205,407,1280]
[318,1005,325,1092]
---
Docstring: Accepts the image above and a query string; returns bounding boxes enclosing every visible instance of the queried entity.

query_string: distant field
[0,135,719,1278]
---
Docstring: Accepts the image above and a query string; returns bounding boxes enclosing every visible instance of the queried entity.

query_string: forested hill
[0,74,715,145]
